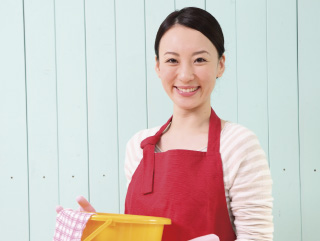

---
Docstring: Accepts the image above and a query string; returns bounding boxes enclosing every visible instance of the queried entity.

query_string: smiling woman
[123,7,273,241]
[155,24,225,112]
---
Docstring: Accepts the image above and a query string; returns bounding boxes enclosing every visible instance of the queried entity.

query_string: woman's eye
[195,58,207,63]
[166,58,178,64]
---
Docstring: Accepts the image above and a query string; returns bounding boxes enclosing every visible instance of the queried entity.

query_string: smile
[175,86,200,97]
[175,87,200,93]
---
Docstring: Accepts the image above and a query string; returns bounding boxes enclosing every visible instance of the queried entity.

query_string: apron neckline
[140,108,221,156]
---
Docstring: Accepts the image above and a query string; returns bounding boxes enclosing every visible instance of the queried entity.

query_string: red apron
[125,108,236,241]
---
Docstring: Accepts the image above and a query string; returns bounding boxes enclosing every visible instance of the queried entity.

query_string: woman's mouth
[175,86,200,96]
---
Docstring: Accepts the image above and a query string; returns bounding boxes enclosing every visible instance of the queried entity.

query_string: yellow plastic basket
[81,213,171,241]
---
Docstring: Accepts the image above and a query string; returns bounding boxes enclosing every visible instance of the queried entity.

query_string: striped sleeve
[220,122,274,241]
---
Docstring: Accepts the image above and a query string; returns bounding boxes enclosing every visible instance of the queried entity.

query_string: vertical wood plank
[116,0,148,213]
[85,0,119,213]
[55,0,89,208]
[267,0,301,240]
[236,0,269,157]
[24,0,59,239]
[207,0,238,123]
[0,0,29,240]
[175,0,205,10]
[298,0,320,240]
[145,0,175,128]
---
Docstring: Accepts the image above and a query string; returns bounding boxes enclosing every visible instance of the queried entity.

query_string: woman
[123,7,273,241]
[74,7,273,241]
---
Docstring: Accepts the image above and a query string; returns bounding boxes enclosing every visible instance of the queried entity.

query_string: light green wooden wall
[0,0,319,240]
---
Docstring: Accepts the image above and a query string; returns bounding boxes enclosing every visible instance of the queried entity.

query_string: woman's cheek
[200,70,216,84]
[162,70,175,83]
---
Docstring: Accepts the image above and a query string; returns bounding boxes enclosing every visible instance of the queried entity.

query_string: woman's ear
[217,54,226,78]
[155,56,161,78]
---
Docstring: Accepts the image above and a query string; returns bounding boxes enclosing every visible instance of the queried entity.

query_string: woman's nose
[178,63,195,82]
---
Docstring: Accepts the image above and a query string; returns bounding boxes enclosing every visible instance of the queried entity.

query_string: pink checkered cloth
[53,209,95,241]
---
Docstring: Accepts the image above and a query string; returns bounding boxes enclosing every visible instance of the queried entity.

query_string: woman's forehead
[158,25,217,56]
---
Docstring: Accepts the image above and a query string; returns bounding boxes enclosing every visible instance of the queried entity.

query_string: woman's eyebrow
[193,50,210,56]
[164,50,210,56]
[164,51,179,56]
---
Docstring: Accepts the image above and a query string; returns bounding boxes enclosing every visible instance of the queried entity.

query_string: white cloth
[189,234,220,241]
[53,209,94,241]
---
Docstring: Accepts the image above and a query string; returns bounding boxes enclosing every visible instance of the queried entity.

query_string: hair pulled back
[154,7,225,60]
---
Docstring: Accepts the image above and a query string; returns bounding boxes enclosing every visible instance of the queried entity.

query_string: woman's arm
[222,124,273,241]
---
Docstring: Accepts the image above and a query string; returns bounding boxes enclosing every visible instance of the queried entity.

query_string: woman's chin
[172,99,211,112]
[173,103,202,112]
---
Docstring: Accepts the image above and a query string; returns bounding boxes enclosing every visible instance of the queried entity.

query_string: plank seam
[296,0,303,240]
[144,0,149,128]
[22,0,31,240]
[235,0,239,123]
[53,0,61,206]
[265,0,270,166]
[114,0,120,213]
[83,0,91,202]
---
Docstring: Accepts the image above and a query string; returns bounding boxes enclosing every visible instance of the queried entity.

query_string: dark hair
[154,7,225,60]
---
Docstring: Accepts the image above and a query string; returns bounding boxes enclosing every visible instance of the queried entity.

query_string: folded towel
[53,208,94,241]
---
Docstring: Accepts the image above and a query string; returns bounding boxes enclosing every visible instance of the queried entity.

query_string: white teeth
[177,87,199,93]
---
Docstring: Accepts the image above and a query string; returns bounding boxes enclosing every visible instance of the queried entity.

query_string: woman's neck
[170,104,211,135]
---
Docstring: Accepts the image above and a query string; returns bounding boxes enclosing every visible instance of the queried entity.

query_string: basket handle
[83,219,112,241]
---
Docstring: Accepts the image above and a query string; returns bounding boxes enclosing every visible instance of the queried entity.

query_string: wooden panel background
[0,0,319,240]
[298,0,320,241]
[0,1,29,240]
[24,0,59,239]
[267,0,301,240]
[85,0,119,213]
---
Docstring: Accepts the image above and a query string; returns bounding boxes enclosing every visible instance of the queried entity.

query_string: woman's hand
[55,195,96,213]
[76,195,96,212]
[189,234,220,241]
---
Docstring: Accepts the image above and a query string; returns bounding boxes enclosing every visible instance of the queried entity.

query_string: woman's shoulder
[220,121,269,188]
[222,121,258,140]
[221,121,262,153]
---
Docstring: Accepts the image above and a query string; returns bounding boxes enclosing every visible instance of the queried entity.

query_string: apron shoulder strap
[140,116,173,149]
[140,115,172,194]
[206,108,222,154]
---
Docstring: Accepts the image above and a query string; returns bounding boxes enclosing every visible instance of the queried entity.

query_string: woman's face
[155,24,225,111]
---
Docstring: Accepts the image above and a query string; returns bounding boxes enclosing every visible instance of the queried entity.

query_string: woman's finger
[76,195,96,212]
